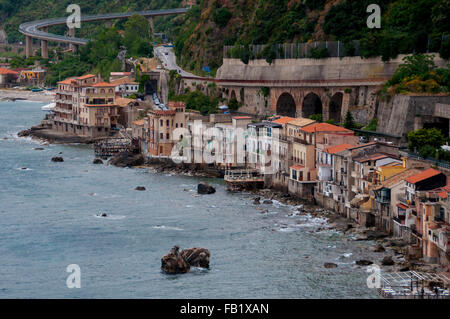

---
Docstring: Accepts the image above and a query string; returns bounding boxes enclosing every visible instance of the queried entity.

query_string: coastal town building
[111,77,139,97]
[146,101,186,157]
[0,68,18,87]
[53,74,120,138]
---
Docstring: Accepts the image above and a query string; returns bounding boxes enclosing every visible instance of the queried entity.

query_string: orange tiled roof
[324,143,355,154]
[290,165,305,170]
[273,116,295,125]
[405,168,442,184]
[110,77,138,86]
[0,68,18,75]
[233,116,252,120]
[438,191,448,199]
[132,119,145,126]
[58,78,75,84]
[150,109,176,116]
[76,74,96,80]
[301,122,353,133]
[93,82,115,87]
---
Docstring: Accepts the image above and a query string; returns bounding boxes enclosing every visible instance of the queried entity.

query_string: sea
[0,100,379,298]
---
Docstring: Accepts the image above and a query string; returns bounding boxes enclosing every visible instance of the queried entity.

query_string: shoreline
[140,160,445,275]
[11,120,447,278]
[0,89,55,103]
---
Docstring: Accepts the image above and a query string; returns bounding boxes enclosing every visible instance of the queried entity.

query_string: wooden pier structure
[224,169,265,191]
[94,138,139,157]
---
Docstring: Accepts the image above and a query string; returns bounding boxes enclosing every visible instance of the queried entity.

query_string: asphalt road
[154,46,198,78]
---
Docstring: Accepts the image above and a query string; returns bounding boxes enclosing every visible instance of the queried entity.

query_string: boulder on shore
[180,247,210,268]
[51,156,64,162]
[161,246,191,274]
[109,151,144,168]
[382,256,395,266]
[93,158,103,164]
[135,186,146,191]
[197,182,216,195]
[373,244,386,252]
[356,259,373,266]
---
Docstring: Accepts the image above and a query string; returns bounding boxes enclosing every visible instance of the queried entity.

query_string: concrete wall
[377,95,450,141]
[216,55,447,82]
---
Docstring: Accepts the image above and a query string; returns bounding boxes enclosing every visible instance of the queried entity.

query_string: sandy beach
[0,89,55,103]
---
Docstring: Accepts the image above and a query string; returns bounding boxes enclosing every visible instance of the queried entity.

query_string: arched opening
[276,93,296,117]
[230,90,236,101]
[329,92,343,123]
[302,93,322,119]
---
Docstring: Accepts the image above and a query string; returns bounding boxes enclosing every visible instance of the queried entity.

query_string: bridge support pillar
[68,28,76,52]
[25,36,33,58]
[41,40,48,59]
[148,17,154,36]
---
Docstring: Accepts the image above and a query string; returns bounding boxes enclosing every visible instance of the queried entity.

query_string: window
[160,133,163,139]
[160,120,163,126]
[166,133,170,139]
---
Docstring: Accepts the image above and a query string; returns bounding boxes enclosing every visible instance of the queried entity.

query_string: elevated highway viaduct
[19,8,188,58]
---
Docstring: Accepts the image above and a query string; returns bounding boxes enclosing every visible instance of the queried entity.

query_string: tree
[407,127,446,155]
[343,111,356,129]
[123,15,151,56]
[215,8,232,27]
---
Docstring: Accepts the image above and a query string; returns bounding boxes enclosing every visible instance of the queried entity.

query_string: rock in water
[253,197,261,205]
[381,256,395,266]
[373,244,386,252]
[135,186,146,191]
[180,247,210,268]
[263,200,273,204]
[324,262,338,269]
[197,182,216,195]
[356,260,373,266]
[109,151,144,168]
[51,157,64,162]
[18,129,31,137]
[161,246,190,274]
[93,158,103,164]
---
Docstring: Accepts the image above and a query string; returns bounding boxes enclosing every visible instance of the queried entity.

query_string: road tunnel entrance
[145,79,158,95]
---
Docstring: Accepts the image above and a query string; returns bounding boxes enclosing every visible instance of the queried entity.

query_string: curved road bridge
[19,8,188,58]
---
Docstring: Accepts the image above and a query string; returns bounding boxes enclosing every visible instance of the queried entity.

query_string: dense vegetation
[0,0,183,43]
[381,53,450,98]
[170,0,449,73]
[408,127,449,160]
[42,15,154,85]
[2,0,449,78]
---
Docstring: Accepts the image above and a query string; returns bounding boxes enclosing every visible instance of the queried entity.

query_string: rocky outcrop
[197,182,216,195]
[161,246,190,274]
[109,151,144,168]
[161,246,211,274]
[51,157,64,162]
[18,129,32,137]
[180,247,210,268]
